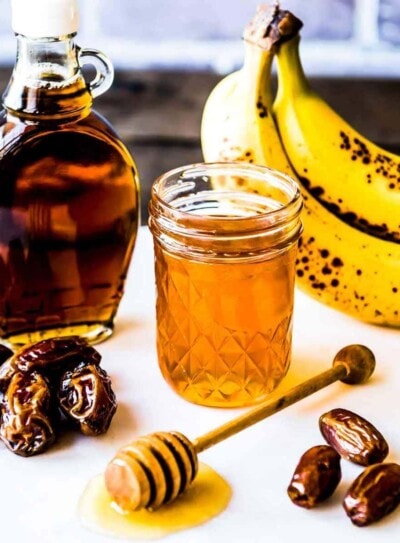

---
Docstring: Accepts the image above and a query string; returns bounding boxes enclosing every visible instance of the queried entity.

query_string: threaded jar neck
[149,162,303,263]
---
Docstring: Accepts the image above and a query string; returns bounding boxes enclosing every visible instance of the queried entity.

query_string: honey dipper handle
[193,364,347,453]
[193,344,376,453]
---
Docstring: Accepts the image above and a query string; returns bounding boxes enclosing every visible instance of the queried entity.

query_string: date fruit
[13,336,101,375]
[0,371,56,456]
[319,408,389,466]
[58,362,117,436]
[287,445,342,508]
[0,337,117,457]
[343,463,400,526]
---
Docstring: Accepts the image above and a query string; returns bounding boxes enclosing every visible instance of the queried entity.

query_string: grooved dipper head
[105,431,198,512]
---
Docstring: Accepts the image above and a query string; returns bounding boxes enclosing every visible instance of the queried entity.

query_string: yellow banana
[201,6,400,327]
[273,34,400,243]
[298,186,400,326]
[201,4,292,176]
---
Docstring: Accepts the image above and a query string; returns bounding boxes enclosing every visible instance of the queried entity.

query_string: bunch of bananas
[201,4,400,327]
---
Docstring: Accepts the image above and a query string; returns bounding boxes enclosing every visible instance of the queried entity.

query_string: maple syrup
[79,463,232,540]
[0,0,139,347]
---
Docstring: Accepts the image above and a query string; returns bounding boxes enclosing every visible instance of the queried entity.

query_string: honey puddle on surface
[78,463,232,540]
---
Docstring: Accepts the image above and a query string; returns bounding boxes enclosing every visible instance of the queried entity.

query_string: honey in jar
[149,162,302,407]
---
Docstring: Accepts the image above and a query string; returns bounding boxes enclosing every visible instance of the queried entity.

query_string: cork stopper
[11,0,79,38]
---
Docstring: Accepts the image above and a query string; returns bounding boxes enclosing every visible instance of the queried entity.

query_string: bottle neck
[3,34,92,120]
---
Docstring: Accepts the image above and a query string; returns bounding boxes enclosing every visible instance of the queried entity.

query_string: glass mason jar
[149,162,302,408]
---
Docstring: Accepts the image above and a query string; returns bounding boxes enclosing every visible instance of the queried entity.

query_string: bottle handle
[78,48,114,98]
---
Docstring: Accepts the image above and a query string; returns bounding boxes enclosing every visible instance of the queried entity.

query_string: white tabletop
[1,226,400,543]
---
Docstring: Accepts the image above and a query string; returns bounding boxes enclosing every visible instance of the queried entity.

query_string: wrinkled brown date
[58,362,117,436]
[287,445,342,508]
[319,408,389,466]
[0,337,100,394]
[0,337,116,456]
[343,463,400,526]
[0,371,56,456]
[13,336,101,374]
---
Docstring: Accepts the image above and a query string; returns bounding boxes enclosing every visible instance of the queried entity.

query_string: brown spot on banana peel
[218,146,255,163]
[299,135,400,240]
[257,97,269,118]
[295,189,399,320]
[296,233,399,323]
[339,132,400,191]
[298,175,399,243]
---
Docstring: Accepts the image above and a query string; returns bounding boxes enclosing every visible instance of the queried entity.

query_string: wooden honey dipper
[105,344,375,512]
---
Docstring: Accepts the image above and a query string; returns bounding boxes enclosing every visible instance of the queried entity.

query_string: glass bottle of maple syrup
[0,0,140,347]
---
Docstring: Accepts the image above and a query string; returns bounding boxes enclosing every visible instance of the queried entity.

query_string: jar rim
[149,162,303,262]
[150,162,302,229]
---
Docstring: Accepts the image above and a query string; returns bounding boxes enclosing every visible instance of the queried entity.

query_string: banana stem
[242,42,275,109]
[275,35,311,99]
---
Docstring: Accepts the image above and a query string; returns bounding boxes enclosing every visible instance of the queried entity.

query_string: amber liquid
[0,85,139,347]
[79,463,231,540]
[154,241,296,408]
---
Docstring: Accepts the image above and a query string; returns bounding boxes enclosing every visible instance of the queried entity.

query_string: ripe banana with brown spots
[273,33,400,244]
[200,4,294,176]
[200,5,400,326]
